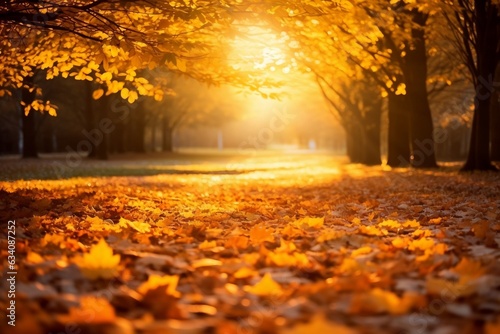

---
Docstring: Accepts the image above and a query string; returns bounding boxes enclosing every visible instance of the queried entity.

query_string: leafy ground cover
[1,153,499,334]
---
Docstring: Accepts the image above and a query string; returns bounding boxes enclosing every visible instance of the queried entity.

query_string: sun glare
[228,26,290,74]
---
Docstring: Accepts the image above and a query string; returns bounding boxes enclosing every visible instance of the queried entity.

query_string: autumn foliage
[1,157,499,333]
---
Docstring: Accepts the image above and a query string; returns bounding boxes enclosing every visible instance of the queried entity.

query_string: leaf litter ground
[1,153,499,334]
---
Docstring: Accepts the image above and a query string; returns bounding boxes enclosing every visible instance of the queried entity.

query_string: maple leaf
[245,273,283,296]
[138,274,180,297]
[249,224,275,244]
[76,239,120,280]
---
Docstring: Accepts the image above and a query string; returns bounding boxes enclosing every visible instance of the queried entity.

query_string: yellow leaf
[118,217,150,233]
[127,90,138,104]
[120,87,130,99]
[392,237,408,249]
[245,273,283,296]
[199,240,217,249]
[234,267,258,279]
[92,89,104,100]
[138,274,180,297]
[249,224,274,244]
[26,251,44,264]
[76,239,120,280]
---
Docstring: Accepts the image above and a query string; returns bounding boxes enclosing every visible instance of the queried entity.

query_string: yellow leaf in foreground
[249,224,275,244]
[59,296,116,324]
[281,315,358,334]
[138,274,180,297]
[77,239,120,280]
[119,217,150,233]
[245,273,283,296]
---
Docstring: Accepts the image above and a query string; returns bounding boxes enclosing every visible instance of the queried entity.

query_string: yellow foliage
[267,251,309,267]
[249,224,275,244]
[391,237,408,249]
[245,273,283,296]
[408,238,435,251]
[76,239,120,280]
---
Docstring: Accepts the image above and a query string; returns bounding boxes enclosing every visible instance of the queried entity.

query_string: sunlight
[228,26,291,75]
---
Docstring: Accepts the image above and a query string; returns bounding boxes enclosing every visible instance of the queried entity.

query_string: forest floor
[1,152,500,334]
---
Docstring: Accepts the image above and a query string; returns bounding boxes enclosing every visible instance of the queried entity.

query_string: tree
[441,0,500,170]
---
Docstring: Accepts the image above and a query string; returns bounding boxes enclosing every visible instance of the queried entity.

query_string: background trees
[0,0,498,171]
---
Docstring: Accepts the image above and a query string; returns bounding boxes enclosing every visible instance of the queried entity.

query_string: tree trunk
[21,78,38,158]
[403,11,438,168]
[130,100,146,153]
[387,93,410,167]
[490,64,500,161]
[363,108,382,165]
[345,123,364,163]
[462,2,498,171]
[163,125,174,152]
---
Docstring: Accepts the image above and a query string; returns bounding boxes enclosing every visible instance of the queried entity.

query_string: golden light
[227,26,291,75]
